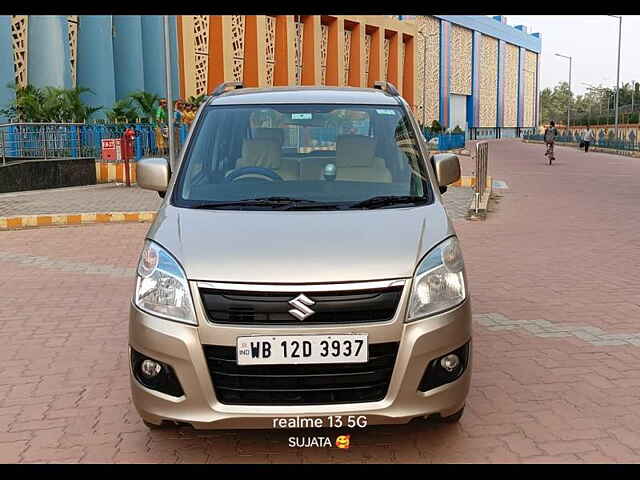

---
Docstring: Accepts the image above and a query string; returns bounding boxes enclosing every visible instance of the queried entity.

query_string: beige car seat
[234,138,299,180]
[253,128,285,146]
[335,135,392,183]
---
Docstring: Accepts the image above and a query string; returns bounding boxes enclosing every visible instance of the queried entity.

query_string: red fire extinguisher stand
[122,128,136,187]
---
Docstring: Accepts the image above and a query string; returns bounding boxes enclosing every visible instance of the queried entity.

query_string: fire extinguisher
[123,127,136,187]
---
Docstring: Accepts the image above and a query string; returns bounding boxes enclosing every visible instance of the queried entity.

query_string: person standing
[154,99,168,154]
[544,120,558,165]
[583,125,595,152]
[183,105,196,127]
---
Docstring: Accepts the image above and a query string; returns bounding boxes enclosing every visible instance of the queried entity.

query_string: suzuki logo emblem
[288,294,316,321]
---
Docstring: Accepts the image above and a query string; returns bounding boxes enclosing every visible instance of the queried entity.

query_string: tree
[187,94,207,107]
[0,83,101,123]
[55,86,102,122]
[129,91,160,122]
[0,83,46,122]
[542,79,639,127]
[540,82,571,125]
[105,98,139,123]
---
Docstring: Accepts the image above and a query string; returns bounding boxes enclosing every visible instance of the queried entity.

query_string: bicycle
[545,142,555,165]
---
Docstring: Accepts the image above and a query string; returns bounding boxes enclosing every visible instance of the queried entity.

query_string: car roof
[207,86,402,106]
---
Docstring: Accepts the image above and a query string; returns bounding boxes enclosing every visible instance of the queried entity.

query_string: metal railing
[523,133,639,152]
[469,127,501,140]
[473,141,489,214]
[0,122,191,165]
[1,123,87,163]
[468,126,537,140]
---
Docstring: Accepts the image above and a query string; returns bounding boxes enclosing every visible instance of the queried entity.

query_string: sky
[501,15,640,96]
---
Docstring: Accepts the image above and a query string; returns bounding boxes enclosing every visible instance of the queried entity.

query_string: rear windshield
[172,103,432,210]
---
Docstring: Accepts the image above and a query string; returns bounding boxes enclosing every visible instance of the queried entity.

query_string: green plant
[187,94,207,107]
[106,98,139,123]
[0,83,46,122]
[0,83,101,123]
[60,86,102,122]
[129,90,160,122]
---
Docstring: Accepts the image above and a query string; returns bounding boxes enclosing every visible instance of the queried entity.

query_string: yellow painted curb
[95,161,138,184]
[451,176,476,188]
[0,211,157,231]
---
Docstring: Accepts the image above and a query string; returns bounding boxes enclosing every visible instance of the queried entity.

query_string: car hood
[147,203,454,284]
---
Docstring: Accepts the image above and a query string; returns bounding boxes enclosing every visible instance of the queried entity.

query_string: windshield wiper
[347,195,428,210]
[190,197,328,210]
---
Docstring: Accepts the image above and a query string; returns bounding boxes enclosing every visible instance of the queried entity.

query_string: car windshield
[172,103,432,210]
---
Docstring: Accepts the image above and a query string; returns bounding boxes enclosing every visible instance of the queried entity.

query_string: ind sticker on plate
[292,113,312,120]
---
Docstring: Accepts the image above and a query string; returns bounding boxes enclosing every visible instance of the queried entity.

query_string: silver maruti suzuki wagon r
[130,81,471,430]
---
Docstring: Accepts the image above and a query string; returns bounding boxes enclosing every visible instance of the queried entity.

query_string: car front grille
[199,285,403,326]
[203,342,399,405]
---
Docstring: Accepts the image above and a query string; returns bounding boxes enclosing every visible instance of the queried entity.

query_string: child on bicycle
[544,120,558,165]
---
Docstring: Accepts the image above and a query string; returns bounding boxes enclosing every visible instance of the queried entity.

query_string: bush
[128,91,160,123]
[0,83,101,123]
[430,119,443,134]
[105,98,139,123]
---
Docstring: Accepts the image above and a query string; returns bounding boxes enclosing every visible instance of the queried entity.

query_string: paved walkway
[0,184,162,217]
[2,139,640,463]
[0,182,475,221]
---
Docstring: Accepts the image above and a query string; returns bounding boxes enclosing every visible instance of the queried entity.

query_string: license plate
[236,334,368,366]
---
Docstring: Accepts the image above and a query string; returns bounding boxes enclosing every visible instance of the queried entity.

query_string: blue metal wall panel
[497,40,505,128]
[113,15,145,100]
[434,15,541,53]
[77,15,116,118]
[535,53,540,127]
[28,16,72,90]
[0,16,14,122]
[141,15,180,101]
[468,30,481,128]
[518,47,526,127]
[439,20,450,128]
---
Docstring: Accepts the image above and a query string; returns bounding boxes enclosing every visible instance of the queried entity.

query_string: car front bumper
[129,288,472,430]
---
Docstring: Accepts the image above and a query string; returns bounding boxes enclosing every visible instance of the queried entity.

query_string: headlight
[134,240,197,325]
[407,236,466,322]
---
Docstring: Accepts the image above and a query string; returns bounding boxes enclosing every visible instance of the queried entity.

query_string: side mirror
[137,157,170,196]
[431,153,461,192]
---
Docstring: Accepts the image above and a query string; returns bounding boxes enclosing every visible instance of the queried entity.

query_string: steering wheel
[225,166,283,183]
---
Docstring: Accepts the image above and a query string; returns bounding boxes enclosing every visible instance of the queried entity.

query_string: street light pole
[163,15,175,171]
[555,53,572,132]
[608,15,622,138]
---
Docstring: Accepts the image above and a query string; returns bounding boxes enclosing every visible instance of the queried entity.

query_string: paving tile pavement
[1,140,640,463]
[0,184,163,217]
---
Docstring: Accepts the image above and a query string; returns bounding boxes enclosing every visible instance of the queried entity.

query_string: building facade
[0,14,541,136]
[0,15,181,120]
[409,15,541,137]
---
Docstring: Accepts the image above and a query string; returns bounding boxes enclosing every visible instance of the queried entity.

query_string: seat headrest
[239,138,281,169]
[336,135,376,167]
[254,128,284,145]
